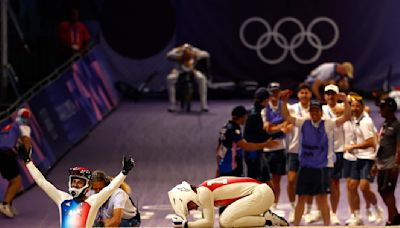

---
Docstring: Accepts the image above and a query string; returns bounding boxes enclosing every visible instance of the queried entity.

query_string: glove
[172,215,187,228]
[122,155,135,175]
[18,146,32,163]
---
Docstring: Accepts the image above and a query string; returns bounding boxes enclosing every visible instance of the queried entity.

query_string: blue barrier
[0,47,119,197]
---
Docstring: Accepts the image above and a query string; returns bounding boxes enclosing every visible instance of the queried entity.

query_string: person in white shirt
[343,94,383,225]
[284,83,311,223]
[321,84,346,225]
[166,43,210,112]
[91,170,140,227]
[168,176,288,227]
[280,89,350,226]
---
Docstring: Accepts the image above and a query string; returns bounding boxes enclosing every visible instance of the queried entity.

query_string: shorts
[377,168,399,194]
[265,150,287,175]
[296,167,331,195]
[259,153,271,182]
[351,159,375,182]
[244,151,261,179]
[287,153,299,172]
[0,151,20,180]
[331,152,344,179]
[343,159,356,179]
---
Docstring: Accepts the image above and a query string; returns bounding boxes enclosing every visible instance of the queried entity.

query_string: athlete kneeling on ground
[168,176,288,227]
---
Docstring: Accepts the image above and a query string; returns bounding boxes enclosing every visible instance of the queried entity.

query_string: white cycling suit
[190,177,274,228]
[26,162,126,228]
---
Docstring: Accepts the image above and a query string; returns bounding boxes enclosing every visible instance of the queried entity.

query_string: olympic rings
[239,17,339,64]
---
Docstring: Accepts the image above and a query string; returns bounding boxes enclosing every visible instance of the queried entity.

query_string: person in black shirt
[243,88,271,184]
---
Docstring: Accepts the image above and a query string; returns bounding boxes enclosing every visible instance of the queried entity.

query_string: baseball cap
[324,84,339,94]
[231,105,248,118]
[379,97,397,112]
[341,62,354,78]
[267,82,280,95]
[309,100,322,110]
[254,87,269,101]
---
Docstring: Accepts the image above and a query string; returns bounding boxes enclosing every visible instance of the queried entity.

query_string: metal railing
[0,43,95,121]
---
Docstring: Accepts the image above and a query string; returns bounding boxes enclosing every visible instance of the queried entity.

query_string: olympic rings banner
[156,0,400,90]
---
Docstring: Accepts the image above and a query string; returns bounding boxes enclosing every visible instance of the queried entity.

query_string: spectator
[243,87,270,181]
[58,8,91,62]
[280,90,351,226]
[343,94,384,225]
[17,146,135,228]
[166,43,209,112]
[92,170,140,227]
[0,108,32,218]
[216,105,277,177]
[305,62,353,101]
[261,82,290,210]
[168,176,288,227]
[371,97,400,225]
[321,84,346,225]
[285,83,311,223]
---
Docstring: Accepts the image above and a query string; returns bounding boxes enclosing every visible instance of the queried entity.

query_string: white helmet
[68,167,92,198]
[16,108,31,125]
[168,181,199,220]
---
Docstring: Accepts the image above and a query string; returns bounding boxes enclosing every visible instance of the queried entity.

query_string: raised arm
[335,92,351,127]
[280,90,296,124]
[20,147,68,205]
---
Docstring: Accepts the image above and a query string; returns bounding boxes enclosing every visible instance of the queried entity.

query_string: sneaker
[305,210,321,224]
[330,212,340,225]
[167,106,176,112]
[288,209,294,224]
[374,206,384,224]
[264,210,289,226]
[367,208,376,222]
[345,213,355,225]
[11,205,19,215]
[348,217,363,226]
[0,204,14,218]
[201,108,209,112]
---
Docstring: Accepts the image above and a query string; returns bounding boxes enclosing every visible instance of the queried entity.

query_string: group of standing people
[168,61,400,227]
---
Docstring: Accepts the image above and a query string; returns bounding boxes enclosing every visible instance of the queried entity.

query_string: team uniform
[294,118,336,195]
[217,121,244,176]
[25,162,127,228]
[95,188,140,227]
[261,101,286,178]
[286,102,310,171]
[322,103,345,178]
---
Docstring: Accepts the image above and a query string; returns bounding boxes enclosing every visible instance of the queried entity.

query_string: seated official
[91,170,140,227]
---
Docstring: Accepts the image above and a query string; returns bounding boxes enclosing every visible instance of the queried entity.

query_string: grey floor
[0,100,398,227]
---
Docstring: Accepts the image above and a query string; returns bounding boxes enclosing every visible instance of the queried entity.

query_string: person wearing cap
[166,43,210,112]
[216,106,278,178]
[305,62,354,101]
[243,87,271,182]
[261,82,291,211]
[91,170,140,227]
[280,89,351,226]
[371,97,400,225]
[343,94,383,225]
[320,84,346,224]
[168,176,288,227]
[284,83,312,223]
[0,108,32,218]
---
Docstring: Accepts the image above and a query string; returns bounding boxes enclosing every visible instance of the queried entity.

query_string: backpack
[0,123,20,151]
